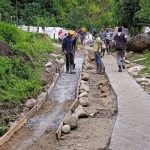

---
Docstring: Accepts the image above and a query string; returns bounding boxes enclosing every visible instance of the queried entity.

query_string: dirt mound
[0,41,12,56]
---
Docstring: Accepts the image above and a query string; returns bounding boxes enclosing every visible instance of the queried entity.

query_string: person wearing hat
[62,30,76,74]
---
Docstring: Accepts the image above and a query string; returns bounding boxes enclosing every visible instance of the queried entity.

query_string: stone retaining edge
[0,66,64,146]
[55,68,82,140]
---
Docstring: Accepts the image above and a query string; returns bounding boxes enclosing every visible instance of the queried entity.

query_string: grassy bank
[0,22,53,103]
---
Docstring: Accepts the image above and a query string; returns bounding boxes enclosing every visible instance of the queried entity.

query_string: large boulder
[127,33,150,52]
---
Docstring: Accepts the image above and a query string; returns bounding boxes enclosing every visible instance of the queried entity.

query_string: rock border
[0,66,64,146]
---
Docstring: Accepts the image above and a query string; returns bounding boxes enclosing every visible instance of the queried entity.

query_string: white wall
[19,25,67,39]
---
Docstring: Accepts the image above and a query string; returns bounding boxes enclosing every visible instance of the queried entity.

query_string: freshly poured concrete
[103,55,150,150]
[49,57,83,102]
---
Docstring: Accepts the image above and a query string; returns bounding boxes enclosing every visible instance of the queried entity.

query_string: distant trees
[0,0,149,34]
[136,0,150,26]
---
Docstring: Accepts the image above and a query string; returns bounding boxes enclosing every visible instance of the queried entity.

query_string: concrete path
[49,57,83,102]
[103,55,150,150]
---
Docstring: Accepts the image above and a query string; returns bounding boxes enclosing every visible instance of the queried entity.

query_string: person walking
[105,29,111,54]
[113,27,127,72]
[62,30,76,74]
[93,33,105,74]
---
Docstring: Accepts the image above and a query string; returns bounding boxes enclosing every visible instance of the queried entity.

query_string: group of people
[61,26,128,74]
[93,26,128,73]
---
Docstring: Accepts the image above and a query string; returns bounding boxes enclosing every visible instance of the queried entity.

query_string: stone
[81,72,89,81]
[75,105,88,118]
[100,93,108,98]
[63,114,78,129]
[62,125,70,134]
[80,84,89,92]
[127,33,150,52]
[25,99,36,109]
[50,53,58,58]
[86,63,94,70]
[128,65,144,77]
[45,61,53,67]
[79,91,88,98]
[59,58,64,64]
[136,78,150,84]
[125,51,134,59]
[79,97,89,107]
[23,107,29,113]
[100,87,106,93]
[79,89,85,94]
[55,59,60,63]
[45,68,51,73]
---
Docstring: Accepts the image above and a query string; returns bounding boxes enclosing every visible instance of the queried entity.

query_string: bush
[0,22,53,103]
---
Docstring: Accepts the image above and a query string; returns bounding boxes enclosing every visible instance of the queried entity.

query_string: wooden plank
[55,111,71,140]
[36,92,47,111]
[0,116,27,146]
[70,99,79,113]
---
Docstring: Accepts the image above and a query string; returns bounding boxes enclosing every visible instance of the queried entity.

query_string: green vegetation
[0,22,53,103]
[0,0,149,33]
[0,0,116,30]
[0,124,8,136]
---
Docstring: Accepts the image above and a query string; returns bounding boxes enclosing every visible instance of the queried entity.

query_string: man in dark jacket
[113,27,127,72]
[62,31,76,74]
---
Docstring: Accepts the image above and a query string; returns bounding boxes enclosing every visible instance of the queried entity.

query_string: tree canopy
[0,0,149,33]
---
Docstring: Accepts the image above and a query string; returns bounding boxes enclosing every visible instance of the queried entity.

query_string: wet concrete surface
[49,57,84,102]
[103,55,150,150]
[16,55,84,150]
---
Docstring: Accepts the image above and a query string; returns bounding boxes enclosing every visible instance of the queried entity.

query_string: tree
[0,0,13,22]
[115,0,141,29]
[136,0,150,26]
